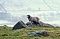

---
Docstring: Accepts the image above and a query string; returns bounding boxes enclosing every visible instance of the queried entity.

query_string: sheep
[27,15,40,25]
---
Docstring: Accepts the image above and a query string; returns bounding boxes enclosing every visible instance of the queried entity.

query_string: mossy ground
[0,26,60,39]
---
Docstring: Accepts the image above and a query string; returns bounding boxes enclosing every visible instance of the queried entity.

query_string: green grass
[0,26,60,39]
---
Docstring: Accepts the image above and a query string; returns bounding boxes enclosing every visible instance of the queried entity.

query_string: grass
[0,26,60,39]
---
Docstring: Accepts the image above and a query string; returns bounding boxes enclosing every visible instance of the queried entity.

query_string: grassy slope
[0,26,60,39]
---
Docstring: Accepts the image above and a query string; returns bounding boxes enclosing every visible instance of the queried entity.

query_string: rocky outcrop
[28,30,49,37]
[12,21,28,30]
[26,21,53,27]
[12,20,53,30]
[39,21,53,27]
[26,22,39,27]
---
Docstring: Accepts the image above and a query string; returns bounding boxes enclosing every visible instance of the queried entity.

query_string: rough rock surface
[39,21,53,27]
[12,21,28,30]
[26,21,53,27]
[28,30,49,37]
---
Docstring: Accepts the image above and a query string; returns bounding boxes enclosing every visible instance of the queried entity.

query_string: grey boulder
[12,21,28,30]
[26,21,53,27]
[28,30,49,37]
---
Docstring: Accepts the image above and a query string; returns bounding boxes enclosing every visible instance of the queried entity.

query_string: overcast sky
[0,0,60,26]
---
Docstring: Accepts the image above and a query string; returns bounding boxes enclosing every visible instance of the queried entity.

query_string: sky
[0,0,60,27]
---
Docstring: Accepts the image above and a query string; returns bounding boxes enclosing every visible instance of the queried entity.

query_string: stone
[26,22,33,27]
[26,21,53,27]
[26,22,39,27]
[12,21,28,30]
[39,21,53,27]
[28,30,49,37]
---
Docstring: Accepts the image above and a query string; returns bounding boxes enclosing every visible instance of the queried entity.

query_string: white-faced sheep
[27,15,40,25]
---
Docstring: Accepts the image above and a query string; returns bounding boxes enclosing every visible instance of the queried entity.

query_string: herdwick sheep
[27,15,40,25]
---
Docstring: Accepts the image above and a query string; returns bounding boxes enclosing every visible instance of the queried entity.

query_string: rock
[39,21,53,27]
[12,21,28,30]
[26,21,53,27]
[26,22,33,27]
[28,30,49,37]
[26,22,39,27]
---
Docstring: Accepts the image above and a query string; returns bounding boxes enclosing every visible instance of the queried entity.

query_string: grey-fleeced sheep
[27,15,40,25]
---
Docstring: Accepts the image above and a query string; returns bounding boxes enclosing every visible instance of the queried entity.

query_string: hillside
[0,26,60,39]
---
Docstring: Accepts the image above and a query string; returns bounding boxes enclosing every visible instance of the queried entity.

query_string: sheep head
[27,15,31,18]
